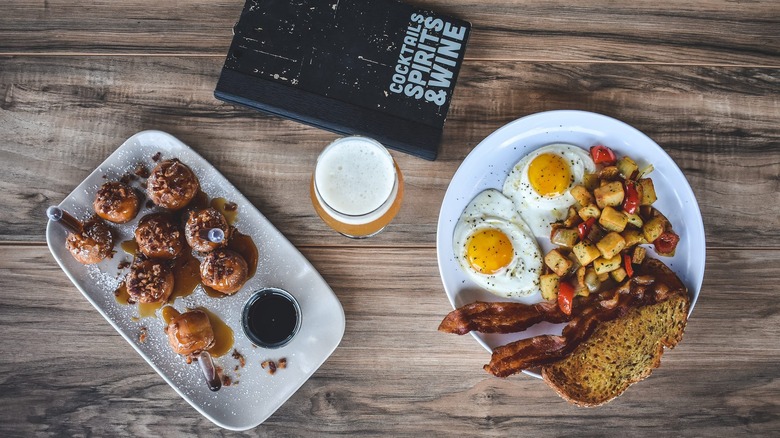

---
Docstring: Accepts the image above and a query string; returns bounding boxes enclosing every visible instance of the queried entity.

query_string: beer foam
[315,138,395,216]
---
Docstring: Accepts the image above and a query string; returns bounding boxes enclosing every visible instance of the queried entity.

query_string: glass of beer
[310,137,404,238]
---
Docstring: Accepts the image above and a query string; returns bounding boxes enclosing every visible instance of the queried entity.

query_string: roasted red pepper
[590,145,617,165]
[622,180,640,214]
[577,217,596,241]
[654,231,680,255]
[558,282,575,315]
[623,254,634,277]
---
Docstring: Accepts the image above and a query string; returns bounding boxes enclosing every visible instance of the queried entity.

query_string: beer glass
[310,137,403,238]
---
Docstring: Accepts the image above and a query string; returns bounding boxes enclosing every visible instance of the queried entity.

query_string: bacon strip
[439,258,688,377]
[484,260,688,378]
[484,293,642,377]
[438,300,570,335]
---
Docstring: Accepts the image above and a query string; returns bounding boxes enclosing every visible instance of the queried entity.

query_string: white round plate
[436,110,705,378]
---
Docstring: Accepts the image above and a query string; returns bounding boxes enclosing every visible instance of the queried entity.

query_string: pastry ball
[65,217,114,264]
[146,159,200,210]
[134,213,184,259]
[166,309,215,356]
[184,208,229,253]
[126,258,174,304]
[93,181,140,224]
[200,249,248,295]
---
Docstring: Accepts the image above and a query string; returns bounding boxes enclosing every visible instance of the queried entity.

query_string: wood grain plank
[0,245,777,436]
[0,1,778,65]
[1,56,778,247]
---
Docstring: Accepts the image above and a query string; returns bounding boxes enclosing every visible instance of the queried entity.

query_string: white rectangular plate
[46,130,345,430]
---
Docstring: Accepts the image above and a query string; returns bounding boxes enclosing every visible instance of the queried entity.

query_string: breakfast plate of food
[46,130,345,430]
[436,110,705,405]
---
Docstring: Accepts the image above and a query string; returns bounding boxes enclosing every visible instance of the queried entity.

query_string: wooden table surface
[1,0,779,436]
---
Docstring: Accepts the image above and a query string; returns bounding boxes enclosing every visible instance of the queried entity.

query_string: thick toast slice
[541,290,689,407]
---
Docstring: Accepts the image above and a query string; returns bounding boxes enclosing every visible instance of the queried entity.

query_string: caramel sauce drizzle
[120,239,139,255]
[114,282,131,305]
[210,197,239,225]
[161,306,181,325]
[228,231,258,279]
[170,251,201,301]
[138,301,163,319]
[199,307,234,358]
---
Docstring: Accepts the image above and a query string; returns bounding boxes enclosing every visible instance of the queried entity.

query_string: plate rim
[436,110,706,378]
[46,130,346,430]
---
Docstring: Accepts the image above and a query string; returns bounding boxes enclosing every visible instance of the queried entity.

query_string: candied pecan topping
[147,159,199,209]
[221,374,232,386]
[96,182,136,213]
[231,349,246,368]
[135,214,182,258]
[126,259,172,302]
[134,163,150,178]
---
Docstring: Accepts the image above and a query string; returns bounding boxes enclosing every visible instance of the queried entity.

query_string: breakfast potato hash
[542,145,680,315]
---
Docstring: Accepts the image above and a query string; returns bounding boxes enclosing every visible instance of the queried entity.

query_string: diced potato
[563,206,581,227]
[622,229,647,248]
[551,227,579,249]
[576,266,586,287]
[598,166,620,180]
[634,181,644,206]
[576,285,590,297]
[617,156,639,180]
[593,255,622,275]
[610,267,628,283]
[544,249,573,277]
[626,213,644,228]
[540,274,560,301]
[596,232,627,259]
[632,245,647,265]
[572,241,601,266]
[638,178,657,205]
[583,173,600,191]
[594,181,625,209]
[578,204,601,221]
[570,184,594,207]
[599,206,629,232]
[597,272,610,282]
[643,216,666,243]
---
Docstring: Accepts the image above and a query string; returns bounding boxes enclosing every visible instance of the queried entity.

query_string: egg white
[453,189,542,298]
[503,144,596,239]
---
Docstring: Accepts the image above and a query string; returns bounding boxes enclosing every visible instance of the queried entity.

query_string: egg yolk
[466,229,514,274]
[528,153,572,197]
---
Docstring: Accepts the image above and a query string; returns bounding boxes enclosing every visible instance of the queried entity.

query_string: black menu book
[214,0,471,160]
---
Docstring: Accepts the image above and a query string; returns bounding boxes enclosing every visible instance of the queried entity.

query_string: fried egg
[503,144,596,239]
[453,189,542,297]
